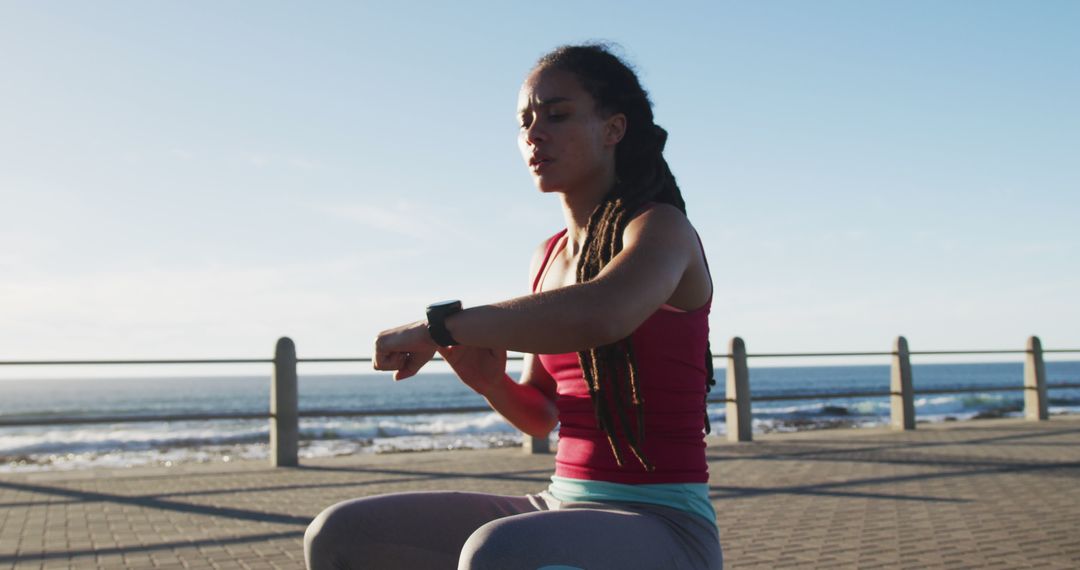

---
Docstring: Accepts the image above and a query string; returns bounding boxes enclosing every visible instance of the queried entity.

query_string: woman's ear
[604,113,627,146]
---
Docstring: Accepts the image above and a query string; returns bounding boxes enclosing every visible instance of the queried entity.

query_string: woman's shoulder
[631,201,689,222]
[529,228,568,290]
[624,202,698,247]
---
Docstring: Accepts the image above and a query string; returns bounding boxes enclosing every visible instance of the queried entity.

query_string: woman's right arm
[436,237,559,438]
[477,353,557,438]
[375,206,699,371]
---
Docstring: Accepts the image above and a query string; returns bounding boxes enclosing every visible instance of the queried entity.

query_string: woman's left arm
[374,205,698,371]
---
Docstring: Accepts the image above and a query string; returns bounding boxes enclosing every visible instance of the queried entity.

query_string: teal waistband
[547,475,717,526]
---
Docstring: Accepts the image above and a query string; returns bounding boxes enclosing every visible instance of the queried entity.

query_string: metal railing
[708,353,1080,405]
[716,336,1080,441]
[1,335,1078,466]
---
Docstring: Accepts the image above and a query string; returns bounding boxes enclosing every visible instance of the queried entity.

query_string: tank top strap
[634,201,713,306]
[532,228,569,294]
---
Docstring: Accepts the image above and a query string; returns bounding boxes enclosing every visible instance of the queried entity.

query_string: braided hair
[535,44,715,471]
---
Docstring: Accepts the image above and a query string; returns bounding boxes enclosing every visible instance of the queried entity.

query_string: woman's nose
[523,121,547,145]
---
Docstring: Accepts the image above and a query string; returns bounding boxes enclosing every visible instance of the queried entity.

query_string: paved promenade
[2,415,1079,569]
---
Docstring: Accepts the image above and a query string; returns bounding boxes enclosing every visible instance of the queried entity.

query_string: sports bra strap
[532,229,569,294]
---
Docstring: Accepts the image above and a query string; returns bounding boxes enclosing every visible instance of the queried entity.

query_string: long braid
[539,44,705,471]
[603,343,634,463]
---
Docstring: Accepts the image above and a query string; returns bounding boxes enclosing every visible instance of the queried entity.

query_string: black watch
[426,300,463,347]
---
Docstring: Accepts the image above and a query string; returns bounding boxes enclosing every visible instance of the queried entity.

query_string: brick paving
[1,415,1079,569]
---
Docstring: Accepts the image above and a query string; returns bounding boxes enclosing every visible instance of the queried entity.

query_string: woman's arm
[373,204,698,370]
[427,240,559,436]
[470,352,557,438]
[447,204,697,353]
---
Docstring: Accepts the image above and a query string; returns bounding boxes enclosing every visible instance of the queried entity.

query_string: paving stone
[1,416,1079,567]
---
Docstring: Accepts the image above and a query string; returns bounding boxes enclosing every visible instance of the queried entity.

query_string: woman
[305,44,722,570]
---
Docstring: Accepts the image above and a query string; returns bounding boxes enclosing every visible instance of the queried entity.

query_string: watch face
[428,300,462,311]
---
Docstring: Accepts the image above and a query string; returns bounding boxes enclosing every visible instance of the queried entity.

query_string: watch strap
[426,300,462,347]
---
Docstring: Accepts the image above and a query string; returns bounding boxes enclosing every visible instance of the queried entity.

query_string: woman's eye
[518,111,566,129]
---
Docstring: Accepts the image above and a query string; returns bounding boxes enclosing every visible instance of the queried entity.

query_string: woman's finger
[394,349,434,381]
[374,351,408,371]
[394,352,413,380]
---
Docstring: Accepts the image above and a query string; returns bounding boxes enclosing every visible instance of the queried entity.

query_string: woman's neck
[559,172,615,258]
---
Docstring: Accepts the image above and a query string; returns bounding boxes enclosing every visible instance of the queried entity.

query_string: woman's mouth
[529,155,553,173]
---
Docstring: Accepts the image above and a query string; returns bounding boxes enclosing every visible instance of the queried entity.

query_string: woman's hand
[373,321,438,381]
[437,345,508,396]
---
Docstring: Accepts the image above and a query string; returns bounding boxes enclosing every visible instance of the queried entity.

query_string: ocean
[1,361,1078,472]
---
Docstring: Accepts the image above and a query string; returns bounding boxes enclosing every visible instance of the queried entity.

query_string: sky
[1,1,1078,379]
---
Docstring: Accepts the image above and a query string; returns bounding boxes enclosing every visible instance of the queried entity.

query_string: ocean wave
[0,412,516,457]
[0,423,270,455]
[0,433,531,473]
[2,374,1078,472]
[303,412,516,439]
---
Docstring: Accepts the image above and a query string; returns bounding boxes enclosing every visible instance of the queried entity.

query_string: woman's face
[517,67,624,194]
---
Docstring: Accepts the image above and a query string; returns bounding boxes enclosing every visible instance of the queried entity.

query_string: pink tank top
[532,213,713,485]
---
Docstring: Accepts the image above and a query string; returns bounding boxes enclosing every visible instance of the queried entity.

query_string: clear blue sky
[2,1,1077,378]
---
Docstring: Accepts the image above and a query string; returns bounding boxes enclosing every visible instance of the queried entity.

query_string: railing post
[890,336,915,430]
[1024,335,1048,421]
[271,337,299,467]
[726,336,752,442]
[522,434,550,455]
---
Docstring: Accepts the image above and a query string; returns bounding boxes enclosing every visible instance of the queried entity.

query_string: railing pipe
[295,355,526,363]
[908,349,1026,355]
[746,351,892,358]
[0,358,271,365]
[0,412,270,427]
[271,337,299,467]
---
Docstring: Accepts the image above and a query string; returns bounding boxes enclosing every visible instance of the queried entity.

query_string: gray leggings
[304,490,722,570]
